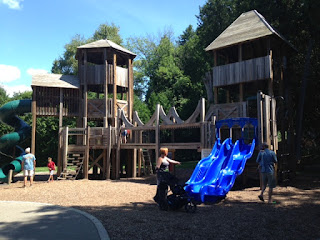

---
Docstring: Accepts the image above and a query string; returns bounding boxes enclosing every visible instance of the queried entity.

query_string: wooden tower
[204,10,295,152]
[31,39,136,180]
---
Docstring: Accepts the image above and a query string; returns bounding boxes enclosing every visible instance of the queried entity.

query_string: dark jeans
[154,171,178,210]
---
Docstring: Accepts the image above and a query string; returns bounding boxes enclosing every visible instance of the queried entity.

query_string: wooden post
[271,98,278,152]
[106,126,112,179]
[83,50,88,132]
[200,98,205,149]
[113,53,117,127]
[7,169,13,184]
[267,39,274,97]
[63,127,69,173]
[57,88,63,176]
[128,58,134,121]
[83,126,90,179]
[155,104,160,162]
[239,43,244,102]
[257,91,264,148]
[264,95,271,147]
[104,49,109,127]
[31,87,37,155]
[213,51,218,104]
[115,109,121,179]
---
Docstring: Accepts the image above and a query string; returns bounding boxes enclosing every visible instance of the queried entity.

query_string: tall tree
[92,23,123,45]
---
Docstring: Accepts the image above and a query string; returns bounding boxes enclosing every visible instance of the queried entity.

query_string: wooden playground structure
[30,10,295,180]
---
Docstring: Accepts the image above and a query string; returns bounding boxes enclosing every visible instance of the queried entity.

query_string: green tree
[126,36,157,99]
[51,34,87,75]
[92,23,122,45]
[0,86,9,106]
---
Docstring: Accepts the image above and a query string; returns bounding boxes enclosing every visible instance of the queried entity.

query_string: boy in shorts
[47,157,55,182]
[21,147,36,187]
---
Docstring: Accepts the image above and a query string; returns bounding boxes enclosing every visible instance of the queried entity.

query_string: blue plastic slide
[184,138,234,202]
[185,138,255,203]
[185,138,221,185]
[0,100,31,181]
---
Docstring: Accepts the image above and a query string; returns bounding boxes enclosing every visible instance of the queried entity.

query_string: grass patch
[35,167,49,173]
[176,161,198,169]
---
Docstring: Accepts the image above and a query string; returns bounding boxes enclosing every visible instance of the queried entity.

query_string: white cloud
[1,84,32,97]
[1,0,23,10]
[0,64,21,82]
[27,68,48,76]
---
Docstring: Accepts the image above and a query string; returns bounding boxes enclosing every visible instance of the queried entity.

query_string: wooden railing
[212,55,271,87]
[206,102,248,121]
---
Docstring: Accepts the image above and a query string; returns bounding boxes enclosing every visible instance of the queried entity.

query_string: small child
[47,157,55,182]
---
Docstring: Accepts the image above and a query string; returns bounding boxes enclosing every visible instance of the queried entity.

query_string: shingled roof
[205,10,292,52]
[32,74,80,89]
[77,39,136,57]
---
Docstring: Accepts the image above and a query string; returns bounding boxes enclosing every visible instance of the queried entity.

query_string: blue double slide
[185,138,255,203]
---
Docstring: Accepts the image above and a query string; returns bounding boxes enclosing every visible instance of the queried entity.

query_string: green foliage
[92,23,122,44]
[11,91,32,100]
[0,86,9,106]
[126,36,157,99]
[51,34,87,75]
[133,95,151,123]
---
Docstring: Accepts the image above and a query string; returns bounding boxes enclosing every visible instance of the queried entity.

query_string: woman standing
[154,148,181,210]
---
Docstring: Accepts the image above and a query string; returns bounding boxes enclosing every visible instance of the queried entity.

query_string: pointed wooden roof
[77,39,136,57]
[205,10,292,51]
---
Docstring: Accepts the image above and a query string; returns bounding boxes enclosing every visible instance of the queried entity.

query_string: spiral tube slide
[0,100,31,181]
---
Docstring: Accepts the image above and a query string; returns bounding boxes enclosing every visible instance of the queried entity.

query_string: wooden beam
[83,126,90,179]
[257,91,264,148]
[83,50,88,129]
[239,44,244,102]
[267,39,274,97]
[155,104,160,162]
[63,127,68,173]
[128,58,134,121]
[104,49,108,127]
[106,127,111,179]
[57,88,63,176]
[113,53,117,127]
[31,87,37,155]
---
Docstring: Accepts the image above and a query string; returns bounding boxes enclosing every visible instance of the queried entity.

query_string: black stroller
[153,171,197,212]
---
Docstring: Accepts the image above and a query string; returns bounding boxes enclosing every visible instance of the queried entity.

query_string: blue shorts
[261,172,276,188]
[121,130,127,136]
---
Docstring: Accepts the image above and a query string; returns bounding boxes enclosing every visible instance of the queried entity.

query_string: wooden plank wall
[35,87,79,117]
[82,64,128,88]
[212,55,271,87]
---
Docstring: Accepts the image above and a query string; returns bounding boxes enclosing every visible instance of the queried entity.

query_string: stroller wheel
[185,201,197,213]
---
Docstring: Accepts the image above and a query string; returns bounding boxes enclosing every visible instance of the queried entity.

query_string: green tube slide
[0,100,31,181]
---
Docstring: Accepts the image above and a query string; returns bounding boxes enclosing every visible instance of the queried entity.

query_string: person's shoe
[258,195,264,202]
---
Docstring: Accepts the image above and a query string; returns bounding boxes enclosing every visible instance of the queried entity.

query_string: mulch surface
[0,169,319,240]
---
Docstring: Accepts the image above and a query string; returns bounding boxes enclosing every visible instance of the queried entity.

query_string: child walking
[47,157,55,182]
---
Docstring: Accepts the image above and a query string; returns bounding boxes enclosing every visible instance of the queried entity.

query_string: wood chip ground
[0,170,319,240]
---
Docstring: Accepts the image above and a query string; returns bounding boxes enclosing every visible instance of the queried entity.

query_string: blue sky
[0,0,206,96]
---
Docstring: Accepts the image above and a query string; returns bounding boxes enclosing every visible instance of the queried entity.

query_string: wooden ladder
[142,149,153,175]
[58,152,84,180]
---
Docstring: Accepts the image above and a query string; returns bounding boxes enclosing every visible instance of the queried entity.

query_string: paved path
[0,201,109,240]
